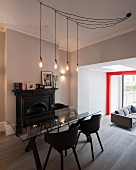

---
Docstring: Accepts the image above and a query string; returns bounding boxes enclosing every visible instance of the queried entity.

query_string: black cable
[37,0,131,30]
[66,16,124,26]
[39,1,126,21]
[40,2,42,59]
[78,18,126,29]
[77,23,78,65]
[56,11,126,29]
[55,10,56,61]
[67,18,68,64]
[57,11,123,23]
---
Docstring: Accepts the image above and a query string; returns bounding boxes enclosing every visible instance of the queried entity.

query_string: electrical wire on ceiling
[37,0,131,71]
[37,0,131,30]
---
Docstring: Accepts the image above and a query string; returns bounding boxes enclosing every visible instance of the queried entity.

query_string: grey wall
[70,30,136,107]
[6,29,69,121]
[0,31,5,121]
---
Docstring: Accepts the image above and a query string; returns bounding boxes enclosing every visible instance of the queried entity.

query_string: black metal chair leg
[43,146,52,170]
[88,135,94,161]
[60,152,64,170]
[75,131,81,148]
[96,132,104,152]
[85,134,90,142]
[72,147,81,170]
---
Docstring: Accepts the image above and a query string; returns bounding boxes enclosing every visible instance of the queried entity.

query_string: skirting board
[0,122,16,136]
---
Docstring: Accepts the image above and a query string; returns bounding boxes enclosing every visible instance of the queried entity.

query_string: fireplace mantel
[13,88,58,134]
[13,88,58,96]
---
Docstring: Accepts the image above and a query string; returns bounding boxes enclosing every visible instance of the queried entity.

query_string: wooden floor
[1,116,136,170]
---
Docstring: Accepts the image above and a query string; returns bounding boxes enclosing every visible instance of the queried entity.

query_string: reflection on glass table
[8,106,100,140]
[7,106,101,170]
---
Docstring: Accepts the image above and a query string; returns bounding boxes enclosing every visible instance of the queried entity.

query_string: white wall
[70,30,136,107]
[78,68,106,115]
[78,68,90,107]
[111,75,122,112]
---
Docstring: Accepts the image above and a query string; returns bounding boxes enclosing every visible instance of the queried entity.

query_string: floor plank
[1,116,136,170]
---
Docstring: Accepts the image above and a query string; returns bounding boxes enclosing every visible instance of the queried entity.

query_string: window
[123,75,136,106]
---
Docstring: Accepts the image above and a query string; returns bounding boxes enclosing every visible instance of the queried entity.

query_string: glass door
[123,75,136,107]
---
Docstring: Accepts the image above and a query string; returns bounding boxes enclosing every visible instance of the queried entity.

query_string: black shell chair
[76,114,104,161]
[43,125,81,170]
[50,103,69,111]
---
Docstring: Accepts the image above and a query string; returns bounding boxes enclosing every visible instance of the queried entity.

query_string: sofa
[111,105,136,130]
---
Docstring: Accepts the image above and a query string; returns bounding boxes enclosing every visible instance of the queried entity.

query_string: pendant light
[39,2,43,68]
[54,11,57,69]
[76,23,79,72]
[66,18,69,71]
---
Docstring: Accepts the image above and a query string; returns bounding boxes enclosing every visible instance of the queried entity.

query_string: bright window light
[102,64,134,71]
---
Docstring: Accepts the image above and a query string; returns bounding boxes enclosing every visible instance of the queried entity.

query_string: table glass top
[7,106,101,141]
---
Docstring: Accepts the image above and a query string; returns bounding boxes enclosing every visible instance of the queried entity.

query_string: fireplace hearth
[13,88,57,134]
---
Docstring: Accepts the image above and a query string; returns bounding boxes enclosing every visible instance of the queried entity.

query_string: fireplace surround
[13,88,57,134]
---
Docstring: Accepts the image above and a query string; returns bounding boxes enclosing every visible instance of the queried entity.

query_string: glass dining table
[7,106,101,170]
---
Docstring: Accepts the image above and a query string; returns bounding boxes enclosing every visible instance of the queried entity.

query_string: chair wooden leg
[75,131,81,148]
[72,147,81,170]
[88,135,94,161]
[43,146,52,170]
[60,152,64,170]
[96,132,104,152]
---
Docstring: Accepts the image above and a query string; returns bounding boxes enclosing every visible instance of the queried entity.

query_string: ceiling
[0,0,136,51]
[81,57,136,72]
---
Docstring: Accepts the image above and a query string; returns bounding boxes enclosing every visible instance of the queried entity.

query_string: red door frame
[106,70,136,115]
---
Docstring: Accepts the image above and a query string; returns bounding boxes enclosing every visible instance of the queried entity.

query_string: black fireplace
[13,88,57,134]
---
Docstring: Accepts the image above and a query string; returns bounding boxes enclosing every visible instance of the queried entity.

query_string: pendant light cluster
[38,0,131,71]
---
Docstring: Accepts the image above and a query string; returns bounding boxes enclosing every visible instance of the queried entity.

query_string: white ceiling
[81,57,136,72]
[0,0,136,51]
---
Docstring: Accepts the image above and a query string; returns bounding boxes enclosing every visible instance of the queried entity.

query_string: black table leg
[25,140,31,152]
[30,137,42,170]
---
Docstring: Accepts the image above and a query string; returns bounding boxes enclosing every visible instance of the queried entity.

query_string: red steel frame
[106,70,136,115]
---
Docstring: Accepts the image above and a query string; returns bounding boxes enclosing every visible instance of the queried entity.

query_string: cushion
[131,105,136,113]
[115,110,119,114]
[132,119,136,125]
[126,114,136,119]
[117,109,125,116]
[127,105,132,113]
[131,113,136,116]
[123,107,130,116]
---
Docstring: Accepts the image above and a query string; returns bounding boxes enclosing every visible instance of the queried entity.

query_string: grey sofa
[111,105,136,130]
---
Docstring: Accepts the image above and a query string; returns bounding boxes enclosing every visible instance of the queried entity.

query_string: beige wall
[0,31,5,121]
[59,50,70,105]
[6,29,69,121]
[70,30,136,106]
